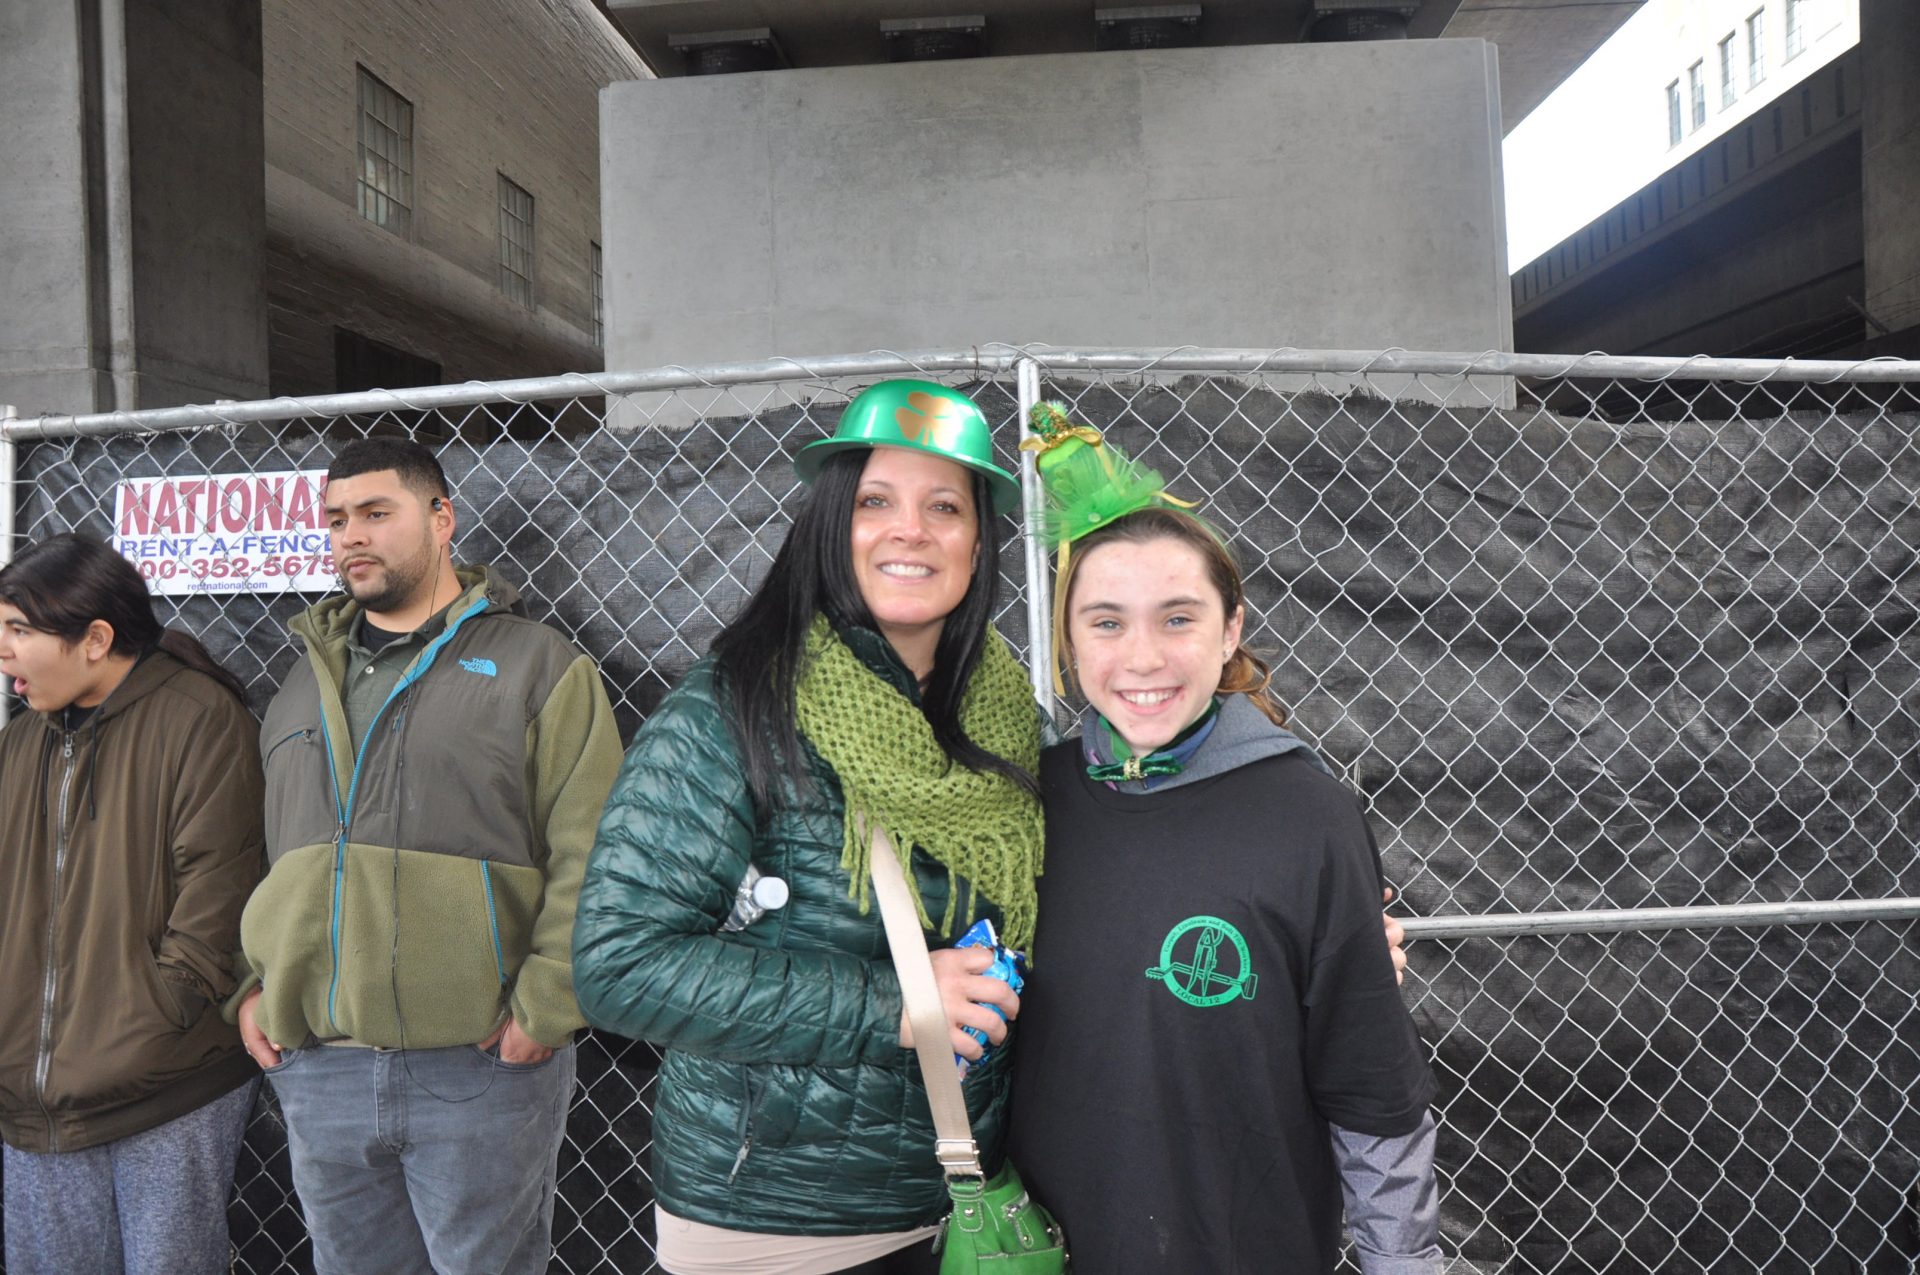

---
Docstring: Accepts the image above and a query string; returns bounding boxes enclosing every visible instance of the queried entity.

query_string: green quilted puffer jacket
[573,634,1018,1235]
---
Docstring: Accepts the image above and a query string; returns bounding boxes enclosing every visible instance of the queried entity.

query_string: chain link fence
[2,347,1916,1272]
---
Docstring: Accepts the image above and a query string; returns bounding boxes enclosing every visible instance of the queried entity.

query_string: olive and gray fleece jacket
[234,565,622,1050]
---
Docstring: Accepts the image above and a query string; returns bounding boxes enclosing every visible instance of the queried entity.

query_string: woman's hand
[898,945,1021,1059]
[1383,887,1407,986]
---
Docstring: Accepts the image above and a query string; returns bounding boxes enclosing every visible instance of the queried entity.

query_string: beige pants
[653,1204,940,1275]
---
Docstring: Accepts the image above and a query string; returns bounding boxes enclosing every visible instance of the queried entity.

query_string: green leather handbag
[938,1159,1069,1273]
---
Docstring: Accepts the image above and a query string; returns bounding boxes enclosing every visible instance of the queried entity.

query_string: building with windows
[1509,0,1920,363]
[1,0,646,416]
[259,0,644,399]
[1653,0,1855,161]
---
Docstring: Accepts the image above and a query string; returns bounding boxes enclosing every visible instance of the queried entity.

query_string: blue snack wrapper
[954,918,1026,1080]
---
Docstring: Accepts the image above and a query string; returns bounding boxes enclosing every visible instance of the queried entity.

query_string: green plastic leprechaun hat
[795,379,1021,514]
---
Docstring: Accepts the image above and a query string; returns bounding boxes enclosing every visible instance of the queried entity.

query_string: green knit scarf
[794,614,1044,951]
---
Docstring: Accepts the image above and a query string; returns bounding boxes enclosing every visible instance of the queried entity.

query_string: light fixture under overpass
[1310,0,1420,42]
[666,27,792,76]
[1094,4,1203,51]
[880,15,987,62]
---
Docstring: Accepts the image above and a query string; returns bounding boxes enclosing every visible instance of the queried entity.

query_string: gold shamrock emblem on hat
[896,391,966,451]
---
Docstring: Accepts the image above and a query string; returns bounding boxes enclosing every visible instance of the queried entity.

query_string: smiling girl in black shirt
[1008,412,1440,1274]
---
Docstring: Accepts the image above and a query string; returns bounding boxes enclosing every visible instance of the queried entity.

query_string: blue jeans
[2,1076,259,1275]
[266,1040,576,1275]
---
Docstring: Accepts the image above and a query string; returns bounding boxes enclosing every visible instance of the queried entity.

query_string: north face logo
[459,657,498,677]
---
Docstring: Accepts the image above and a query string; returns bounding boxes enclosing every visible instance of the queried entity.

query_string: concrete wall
[0,0,267,416]
[602,39,1512,370]
[261,0,646,394]
[128,0,270,406]
[0,2,100,414]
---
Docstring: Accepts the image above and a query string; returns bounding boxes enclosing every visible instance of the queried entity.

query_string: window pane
[498,174,536,307]
[356,68,413,236]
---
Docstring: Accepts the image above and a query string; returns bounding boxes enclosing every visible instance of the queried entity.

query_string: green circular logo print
[1144,915,1259,1007]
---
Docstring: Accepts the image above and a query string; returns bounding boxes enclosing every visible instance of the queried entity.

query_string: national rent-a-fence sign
[113,470,335,595]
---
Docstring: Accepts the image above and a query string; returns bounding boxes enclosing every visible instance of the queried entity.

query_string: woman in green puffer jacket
[574,381,1045,1275]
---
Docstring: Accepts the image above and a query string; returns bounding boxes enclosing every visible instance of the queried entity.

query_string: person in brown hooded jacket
[0,533,265,1275]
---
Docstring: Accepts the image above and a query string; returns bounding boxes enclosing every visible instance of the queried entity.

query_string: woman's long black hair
[0,533,250,707]
[712,448,1037,813]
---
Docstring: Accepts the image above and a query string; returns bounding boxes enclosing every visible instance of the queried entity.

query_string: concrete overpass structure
[1514,0,1920,363]
[606,0,1645,135]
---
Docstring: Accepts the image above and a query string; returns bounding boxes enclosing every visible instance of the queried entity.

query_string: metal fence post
[1014,357,1055,719]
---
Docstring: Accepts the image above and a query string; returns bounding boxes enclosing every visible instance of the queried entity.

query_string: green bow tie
[1084,698,1222,785]
[1085,753,1184,783]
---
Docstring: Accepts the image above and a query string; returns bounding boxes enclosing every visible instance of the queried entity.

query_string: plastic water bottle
[954,918,1025,1080]
[720,865,789,933]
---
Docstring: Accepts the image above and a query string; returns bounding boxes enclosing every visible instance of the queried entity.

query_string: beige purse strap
[866,822,987,1180]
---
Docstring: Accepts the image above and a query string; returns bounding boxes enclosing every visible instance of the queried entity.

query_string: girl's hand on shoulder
[898,945,1021,1058]
[1383,887,1407,986]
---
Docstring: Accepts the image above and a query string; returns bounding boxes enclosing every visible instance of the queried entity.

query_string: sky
[1501,5,1671,273]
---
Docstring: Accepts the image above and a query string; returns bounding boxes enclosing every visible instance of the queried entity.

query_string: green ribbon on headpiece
[1020,402,1106,456]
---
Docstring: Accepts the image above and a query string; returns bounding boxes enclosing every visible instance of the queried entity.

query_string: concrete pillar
[1860,0,1920,354]
[0,0,268,417]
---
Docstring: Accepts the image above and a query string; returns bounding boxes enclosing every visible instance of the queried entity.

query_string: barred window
[591,241,605,346]
[1719,35,1737,108]
[1666,81,1682,147]
[498,175,536,307]
[356,68,413,235]
[1688,61,1706,130]
[1747,10,1766,87]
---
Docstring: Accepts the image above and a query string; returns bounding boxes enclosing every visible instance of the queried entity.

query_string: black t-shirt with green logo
[1008,743,1436,1273]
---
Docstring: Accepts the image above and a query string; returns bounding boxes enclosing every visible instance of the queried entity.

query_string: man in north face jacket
[230,438,622,1275]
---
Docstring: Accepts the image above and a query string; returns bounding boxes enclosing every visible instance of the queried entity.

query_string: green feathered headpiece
[1024,403,1173,548]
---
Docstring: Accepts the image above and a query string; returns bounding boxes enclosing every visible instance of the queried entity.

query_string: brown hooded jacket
[0,650,263,1153]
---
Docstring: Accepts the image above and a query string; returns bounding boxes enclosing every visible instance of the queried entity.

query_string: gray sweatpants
[2,1077,259,1275]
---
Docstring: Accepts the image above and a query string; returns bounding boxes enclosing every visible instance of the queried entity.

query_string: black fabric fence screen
[2,349,1915,1272]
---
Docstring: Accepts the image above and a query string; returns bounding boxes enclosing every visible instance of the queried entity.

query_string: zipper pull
[61,733,73,760]
[335,819,347,846]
